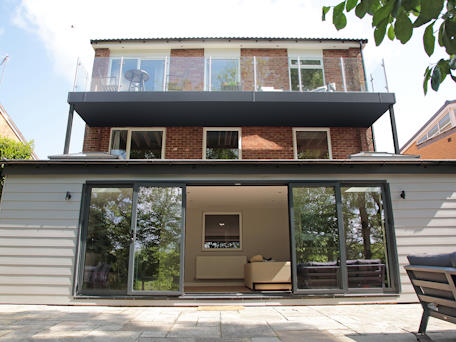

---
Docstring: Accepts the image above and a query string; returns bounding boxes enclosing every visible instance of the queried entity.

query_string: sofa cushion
[407,252,456,267]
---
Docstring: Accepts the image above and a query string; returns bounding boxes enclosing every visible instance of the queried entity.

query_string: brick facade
[240,49,289,91]
[83,126,374,159]
[169,49,205,91]
[322,48,366,91]
[242,127,294,159]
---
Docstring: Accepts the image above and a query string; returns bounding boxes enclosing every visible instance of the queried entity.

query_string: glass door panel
[130,185,184,294]
[291,185,342,291]
[341,186,389,289]
[81,187,133,295]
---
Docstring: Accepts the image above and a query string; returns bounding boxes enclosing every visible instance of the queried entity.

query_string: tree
[0,137,34,198]
[322,0,456,93]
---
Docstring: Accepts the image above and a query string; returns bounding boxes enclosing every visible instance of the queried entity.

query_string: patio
[0,303,455,341]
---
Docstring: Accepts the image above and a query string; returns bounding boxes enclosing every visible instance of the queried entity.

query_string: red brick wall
[166,127,203,159]
[242,127,294,159]
[169,49,204,91]
[91,49,111,91]
[82,126,374,158]
[240,49,289,91]
[82,126,111,152]
[323,48,366,91]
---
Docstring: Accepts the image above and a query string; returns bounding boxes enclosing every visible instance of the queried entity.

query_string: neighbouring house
[401,100,456,159]
[0,37,455,306]
[0,103,37,159]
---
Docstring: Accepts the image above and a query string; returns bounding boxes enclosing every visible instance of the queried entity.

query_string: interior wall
[185,186,290,285]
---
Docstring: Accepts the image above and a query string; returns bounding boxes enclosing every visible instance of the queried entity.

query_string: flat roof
[3,159,456,176]
[68,91,395,127]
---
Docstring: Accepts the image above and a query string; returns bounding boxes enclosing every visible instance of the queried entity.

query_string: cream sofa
[244,261,291,291]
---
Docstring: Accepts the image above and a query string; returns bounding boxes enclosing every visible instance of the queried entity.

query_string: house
[401,100,456,158]
[0,103,37,159]
[0,37,455,306]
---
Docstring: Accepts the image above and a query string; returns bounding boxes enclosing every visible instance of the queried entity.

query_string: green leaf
[437,59,450,83]
[439,22,445,46]
[445,19,456,37]
[392,0,402,17]
[423,66,431,94]
[372,0,394,26]
[355,0,369,18]
[402,0,420,11]
[431,66,441,91]
[414,0,444,28]
[333,2,348,30]
[346,0,358,12]
[442,23,456,54]
[423,23,435,56]
[387,24,395,40]
[322,6,331,21]
[395,11,413,43]
[374,20,388,45]
[449,56,456,69]
[367,0,381,15]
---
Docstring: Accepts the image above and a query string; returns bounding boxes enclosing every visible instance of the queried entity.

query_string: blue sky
[0,0,454,159]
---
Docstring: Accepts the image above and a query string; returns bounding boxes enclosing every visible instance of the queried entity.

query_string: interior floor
[184,286,254,293]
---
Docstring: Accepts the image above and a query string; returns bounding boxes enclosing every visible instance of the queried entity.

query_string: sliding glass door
[78,184,185,296]
[289,182,398,295]
[129,185,184,295]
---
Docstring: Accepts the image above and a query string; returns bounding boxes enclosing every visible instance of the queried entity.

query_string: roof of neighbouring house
[400,99,456,152]
[90,37,368,44]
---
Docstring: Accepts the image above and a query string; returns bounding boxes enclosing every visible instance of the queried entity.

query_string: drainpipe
[360,41,376,151]
[63,104,74,155]
[389,104,400,154]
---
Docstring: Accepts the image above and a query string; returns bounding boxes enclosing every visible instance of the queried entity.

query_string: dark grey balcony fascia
[67,91,395,127]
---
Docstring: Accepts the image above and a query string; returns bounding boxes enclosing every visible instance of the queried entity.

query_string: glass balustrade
[73,56,387,93]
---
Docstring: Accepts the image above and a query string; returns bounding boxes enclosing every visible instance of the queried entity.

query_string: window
[110,128,165,159]
[203,213,241,250]
[109,57,167,91]
[289,57,324,91]
[416,111,455,145]
[206,58,240,91]
[291,183,397,293]
[203,128,241,159]
[293,128,332,159]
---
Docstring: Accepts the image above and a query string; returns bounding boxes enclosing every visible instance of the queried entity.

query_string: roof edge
[90,37,368,45]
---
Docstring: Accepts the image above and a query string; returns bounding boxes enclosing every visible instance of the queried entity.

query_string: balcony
[68,55,395,128]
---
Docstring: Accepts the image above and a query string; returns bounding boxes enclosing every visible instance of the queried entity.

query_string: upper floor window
[289,57,324,92]
[203,128,241,159]
[293,128,332,159]
[109,57,166,91]
[417,110,455,145]
[110,128,165,159]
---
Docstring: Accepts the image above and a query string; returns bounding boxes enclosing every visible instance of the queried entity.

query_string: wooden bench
[405,254,456,336]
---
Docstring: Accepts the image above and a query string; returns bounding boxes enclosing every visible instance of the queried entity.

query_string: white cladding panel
[0,172,455,304]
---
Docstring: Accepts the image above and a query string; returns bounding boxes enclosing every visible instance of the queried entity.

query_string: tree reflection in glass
[133,186,183,292]
[342,186,389,288]
[82,187,133,293]
[293,186,340,289]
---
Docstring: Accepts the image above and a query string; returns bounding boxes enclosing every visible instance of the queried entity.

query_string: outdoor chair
[405,252,456,337]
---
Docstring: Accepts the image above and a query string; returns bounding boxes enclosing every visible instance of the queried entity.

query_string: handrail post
[253,56,257,91]
[389,104,400,154]
[340,57,347,92]
[163,56,168,91]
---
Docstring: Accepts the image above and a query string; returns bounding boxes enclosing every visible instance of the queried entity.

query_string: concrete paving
[0,303,455,341]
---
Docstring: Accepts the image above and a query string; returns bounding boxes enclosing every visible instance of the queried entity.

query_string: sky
[0,0,454,159]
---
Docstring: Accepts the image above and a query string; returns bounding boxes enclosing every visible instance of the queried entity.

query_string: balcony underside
[68,91,395,127]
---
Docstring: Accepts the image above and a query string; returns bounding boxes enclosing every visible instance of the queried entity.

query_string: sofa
[297,259,385,289]
[244,261,291,291]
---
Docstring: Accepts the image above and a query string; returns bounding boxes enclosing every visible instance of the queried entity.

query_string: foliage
[0,137,34,198]
[206,148,239,159]
[84,187,183,292]
[322,0,456,93]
